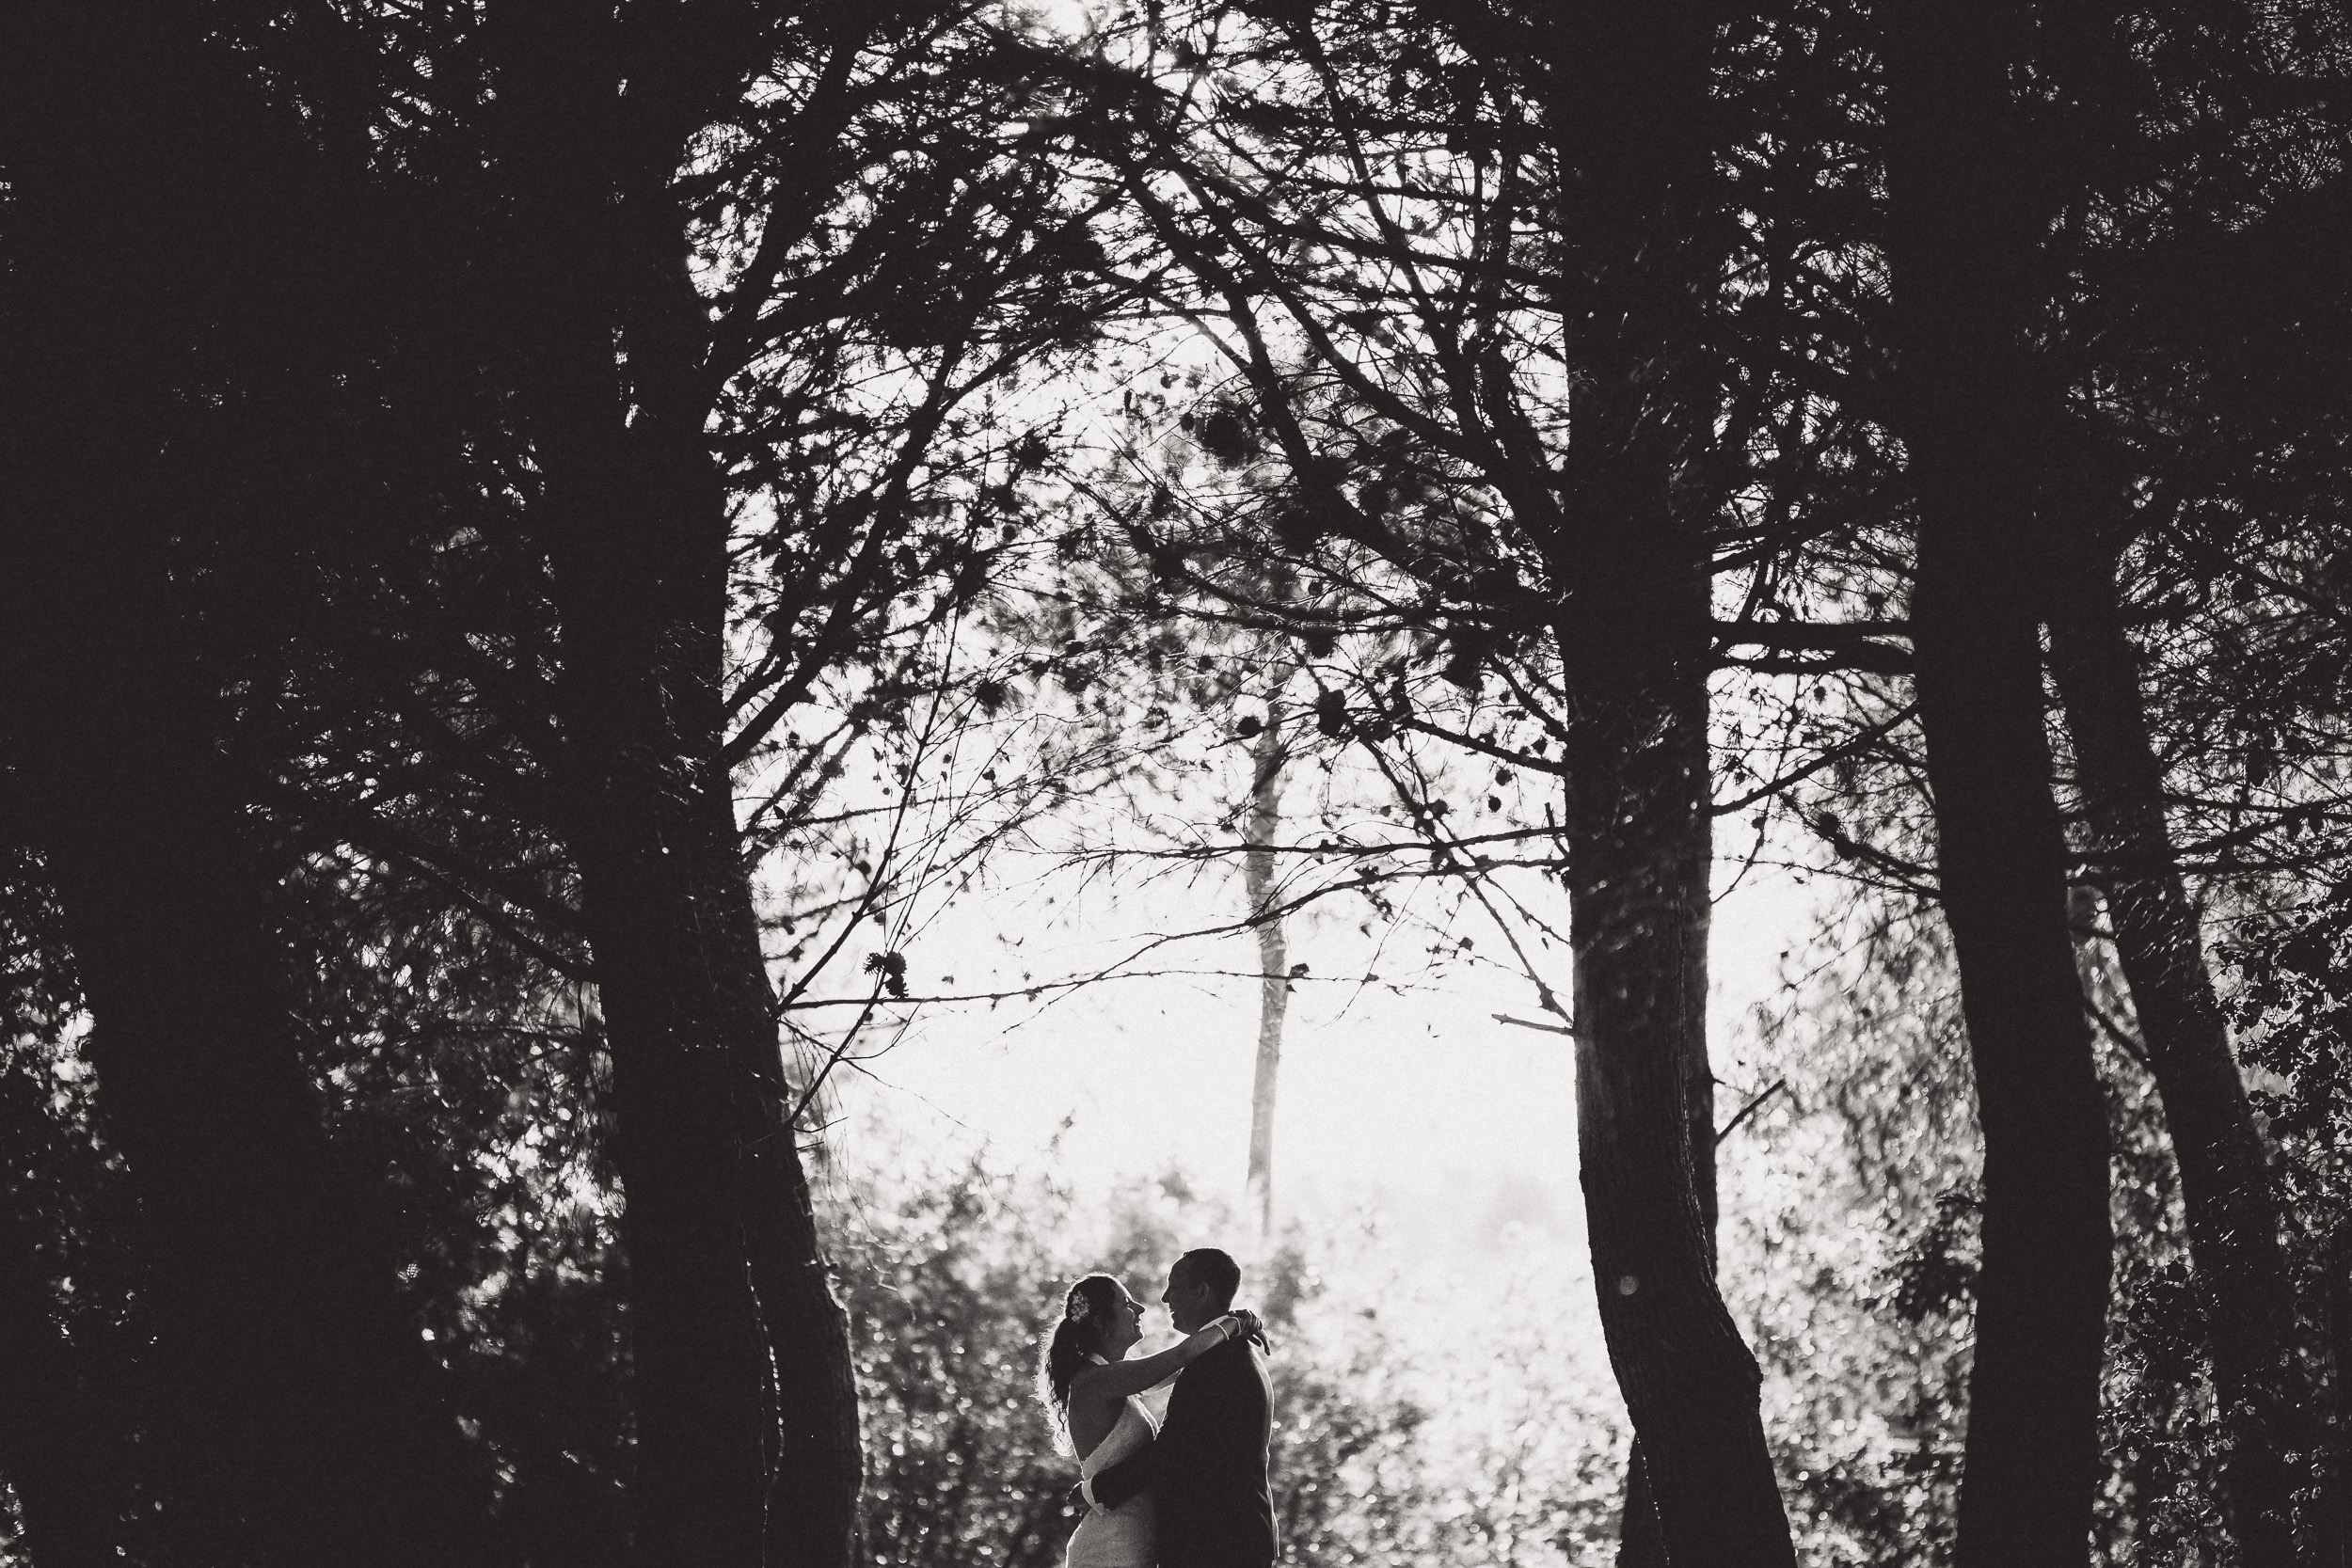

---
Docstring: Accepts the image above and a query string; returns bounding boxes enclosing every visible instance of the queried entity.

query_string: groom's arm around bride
[1088,1250,1278,1568]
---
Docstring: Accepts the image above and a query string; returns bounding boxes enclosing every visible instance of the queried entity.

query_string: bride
[1038,1273,1258,1568]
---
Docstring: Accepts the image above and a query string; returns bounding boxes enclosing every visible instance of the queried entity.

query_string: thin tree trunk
[2050,548,2310,1566]
[563,755,861,1568]
[1888,7,2113,1562]
[1243,675,1295,1237]
[1910,494,2113,1568]
[2322,1227,2352,1568]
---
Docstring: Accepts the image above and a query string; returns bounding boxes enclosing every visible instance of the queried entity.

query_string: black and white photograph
[4,2,2349,1564]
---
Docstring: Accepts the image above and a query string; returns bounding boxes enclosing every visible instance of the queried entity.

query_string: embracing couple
[1040,1247,1278,1568]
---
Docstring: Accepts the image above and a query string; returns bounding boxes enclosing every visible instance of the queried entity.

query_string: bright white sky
[821,844,1819,1218]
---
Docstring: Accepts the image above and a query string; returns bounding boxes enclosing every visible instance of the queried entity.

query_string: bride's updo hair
[1037,1273,1122,1451]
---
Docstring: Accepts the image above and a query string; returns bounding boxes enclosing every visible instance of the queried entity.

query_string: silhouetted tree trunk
[1511,7,1791,1562]
[2,9,502,1562]
[2324,1227,2352,1568]
[561,726,862,1568]
[1563,552,1783,1568]
[528,307,861,1568]
[2051,540,2309,1567]
[1093,24,1766,1538]
[1887,6,2112,1562]
[501,19,865,1556]
[1243,673,1296,1237]
[1618,1458,1667,1568]
[1618,926,1721,1568]
[24,698,502,1568]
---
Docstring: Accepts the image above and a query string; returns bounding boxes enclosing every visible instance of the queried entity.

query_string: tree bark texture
[1243,678,1295,1237]
[1617,834,1721,1568]
[1887,7,2114,1563]
[1561,569,1787,1568]
[1618,911,1723,1568]
[2050,548,2310,1567]
[1617,1449,1669,1568]
[496,15,867,1561]
[1510,4,1788,1560]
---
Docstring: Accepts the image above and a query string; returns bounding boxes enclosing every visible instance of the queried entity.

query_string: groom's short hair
[1176,1247,1240,1308]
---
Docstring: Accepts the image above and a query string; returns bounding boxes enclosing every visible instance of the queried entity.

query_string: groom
[1080,1247,1278,1568]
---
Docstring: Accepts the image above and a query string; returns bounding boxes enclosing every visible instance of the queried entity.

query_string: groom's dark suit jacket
[1091,1335,1277,1568]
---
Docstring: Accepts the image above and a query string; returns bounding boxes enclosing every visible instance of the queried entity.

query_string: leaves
[1313,687,1349,738]
[865,949,912,1000]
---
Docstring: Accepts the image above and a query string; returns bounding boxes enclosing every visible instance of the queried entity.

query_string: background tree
[1241,664,1302,1237]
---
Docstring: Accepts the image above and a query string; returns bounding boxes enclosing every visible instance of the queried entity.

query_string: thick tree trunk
[1564,569,1789,1568]
[1511,4,1778,1558]
[2050,551,2310,1566]
[1243,680,1294,1237]
[2,16,501,1559]
[1888,8,2113,1563]
[1618,958,1721,1568]
[538,326,862,1565]
[30,756,501,1568]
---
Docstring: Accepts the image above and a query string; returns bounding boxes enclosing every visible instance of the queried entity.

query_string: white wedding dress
[1066,1393,1158,1567]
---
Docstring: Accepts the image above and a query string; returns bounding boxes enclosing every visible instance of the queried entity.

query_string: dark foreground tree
[0,1055,124,1568]
[0,7,503,1560]
[7,4,1104,1562]
[481,16,864,1553]
[1885,4,2113,1561]
[2034,19,2352,1550]
[348,7,1109,1560]
[2053,527,2311,1566]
